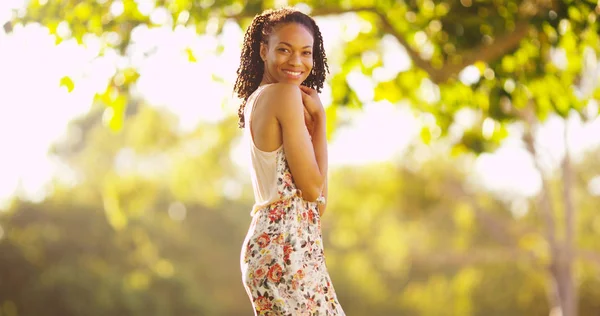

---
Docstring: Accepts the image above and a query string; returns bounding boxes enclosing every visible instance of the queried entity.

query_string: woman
[234,7,345,315]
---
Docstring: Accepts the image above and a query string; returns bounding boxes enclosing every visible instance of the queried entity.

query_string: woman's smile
[282,69,303,79]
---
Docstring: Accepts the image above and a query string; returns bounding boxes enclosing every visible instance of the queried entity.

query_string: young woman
[234,7,345,315]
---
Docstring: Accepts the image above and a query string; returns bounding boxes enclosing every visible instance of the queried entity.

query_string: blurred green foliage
[1,102,600,314]
[12,0,600,152]
[2,0,600,315]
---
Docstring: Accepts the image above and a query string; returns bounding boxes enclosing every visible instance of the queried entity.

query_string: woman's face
[260,23,314,85]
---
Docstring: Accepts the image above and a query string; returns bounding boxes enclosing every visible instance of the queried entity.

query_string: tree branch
[329,1,555,85]
[374,11,531,84]
[324,6,530,84]
[562,119,578,316]
[517,103,559,250]
[516,102,574,316]
[562,124,576,254]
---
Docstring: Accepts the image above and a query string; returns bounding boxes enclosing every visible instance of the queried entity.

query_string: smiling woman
[233,7,345,315]
[260,23,314,84]
[234,7,328,130]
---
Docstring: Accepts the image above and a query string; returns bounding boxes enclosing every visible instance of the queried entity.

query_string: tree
[9,0,600,315]
[3,109,600,314]
[321,142,600,315]
[0,102,258,315]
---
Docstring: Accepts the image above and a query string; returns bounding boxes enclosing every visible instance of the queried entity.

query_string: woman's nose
[288,53,302,66]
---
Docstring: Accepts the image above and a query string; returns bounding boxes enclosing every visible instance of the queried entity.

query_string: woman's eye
[278,48,289,53]
[303,51,312,56]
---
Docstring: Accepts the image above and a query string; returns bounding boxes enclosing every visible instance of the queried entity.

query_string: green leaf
[373,80,403,103]
[108,95,127,132]
[568,6,582,22]
[420,126,432,145]
[325,104,338,141]
[501,56,516,73]
[185,47,197,62]
[60,76,75,92]
[460,128,485,154]
[74,2,93,21]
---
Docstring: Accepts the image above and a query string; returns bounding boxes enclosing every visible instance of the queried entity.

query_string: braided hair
[233,7,329,128]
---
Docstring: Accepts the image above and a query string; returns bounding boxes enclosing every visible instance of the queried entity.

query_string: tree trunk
[523,117,577,316]
[560,120,577,316]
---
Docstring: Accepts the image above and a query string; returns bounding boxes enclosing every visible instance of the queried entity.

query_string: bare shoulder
[260,83,303,112]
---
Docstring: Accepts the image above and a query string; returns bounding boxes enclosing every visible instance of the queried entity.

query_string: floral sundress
[240,147,345,315]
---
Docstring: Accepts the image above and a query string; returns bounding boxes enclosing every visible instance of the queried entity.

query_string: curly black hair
[233,7,329,128]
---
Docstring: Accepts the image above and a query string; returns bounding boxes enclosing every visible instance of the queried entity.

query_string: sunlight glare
[418,78,440,104]
[109,0,124,17]
[0,21,103,205]
[134,26,228,130]
[329,101,418,165]
[341,18,360,42]
[150,7,171,26]
[313,17,344,62]
[230,136,251,175]
[134,0,155,16]
[379,34,411,80]
[459,65,480,85]
[346,71,374,102]
[0,4,598,209]
[550,47,568,70]
[475,146,542,198]
[0,0,24,25]
[482,117,495,140]
[533,114,600,172]
[217,20,244,83]
[589,176,600,196]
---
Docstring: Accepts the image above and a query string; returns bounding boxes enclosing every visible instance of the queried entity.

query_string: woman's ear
[259,42,267,62]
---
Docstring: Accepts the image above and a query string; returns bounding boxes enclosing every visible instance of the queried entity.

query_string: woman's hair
[233,7,329,128]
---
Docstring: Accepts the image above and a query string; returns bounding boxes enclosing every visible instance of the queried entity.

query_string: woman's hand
[299,85,325,117]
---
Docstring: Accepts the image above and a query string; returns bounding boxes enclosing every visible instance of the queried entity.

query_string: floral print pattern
[241,148,345,315]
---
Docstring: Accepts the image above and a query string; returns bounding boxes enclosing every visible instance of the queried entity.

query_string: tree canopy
[12,0,600,152]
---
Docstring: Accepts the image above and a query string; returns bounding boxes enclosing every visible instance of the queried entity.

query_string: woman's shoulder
[260,83,303,108]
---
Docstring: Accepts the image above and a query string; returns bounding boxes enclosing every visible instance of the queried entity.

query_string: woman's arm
[304,108,328,203]
[308,109,328,214]
[303,96,328,216]
[266,83,326,201]
[317,177,328,216]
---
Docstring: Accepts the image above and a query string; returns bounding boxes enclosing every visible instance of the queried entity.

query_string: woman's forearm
[317,177,328,216]
[307,111,328,202]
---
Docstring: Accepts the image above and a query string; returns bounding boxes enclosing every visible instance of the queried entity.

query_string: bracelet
[316,196,326,205]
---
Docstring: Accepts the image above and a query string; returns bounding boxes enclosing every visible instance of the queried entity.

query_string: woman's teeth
[283,70,301,76]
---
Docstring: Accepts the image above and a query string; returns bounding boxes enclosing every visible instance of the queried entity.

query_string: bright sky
[0,3,599,211]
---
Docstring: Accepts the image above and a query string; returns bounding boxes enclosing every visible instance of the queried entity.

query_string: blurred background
[1,0,600,315]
